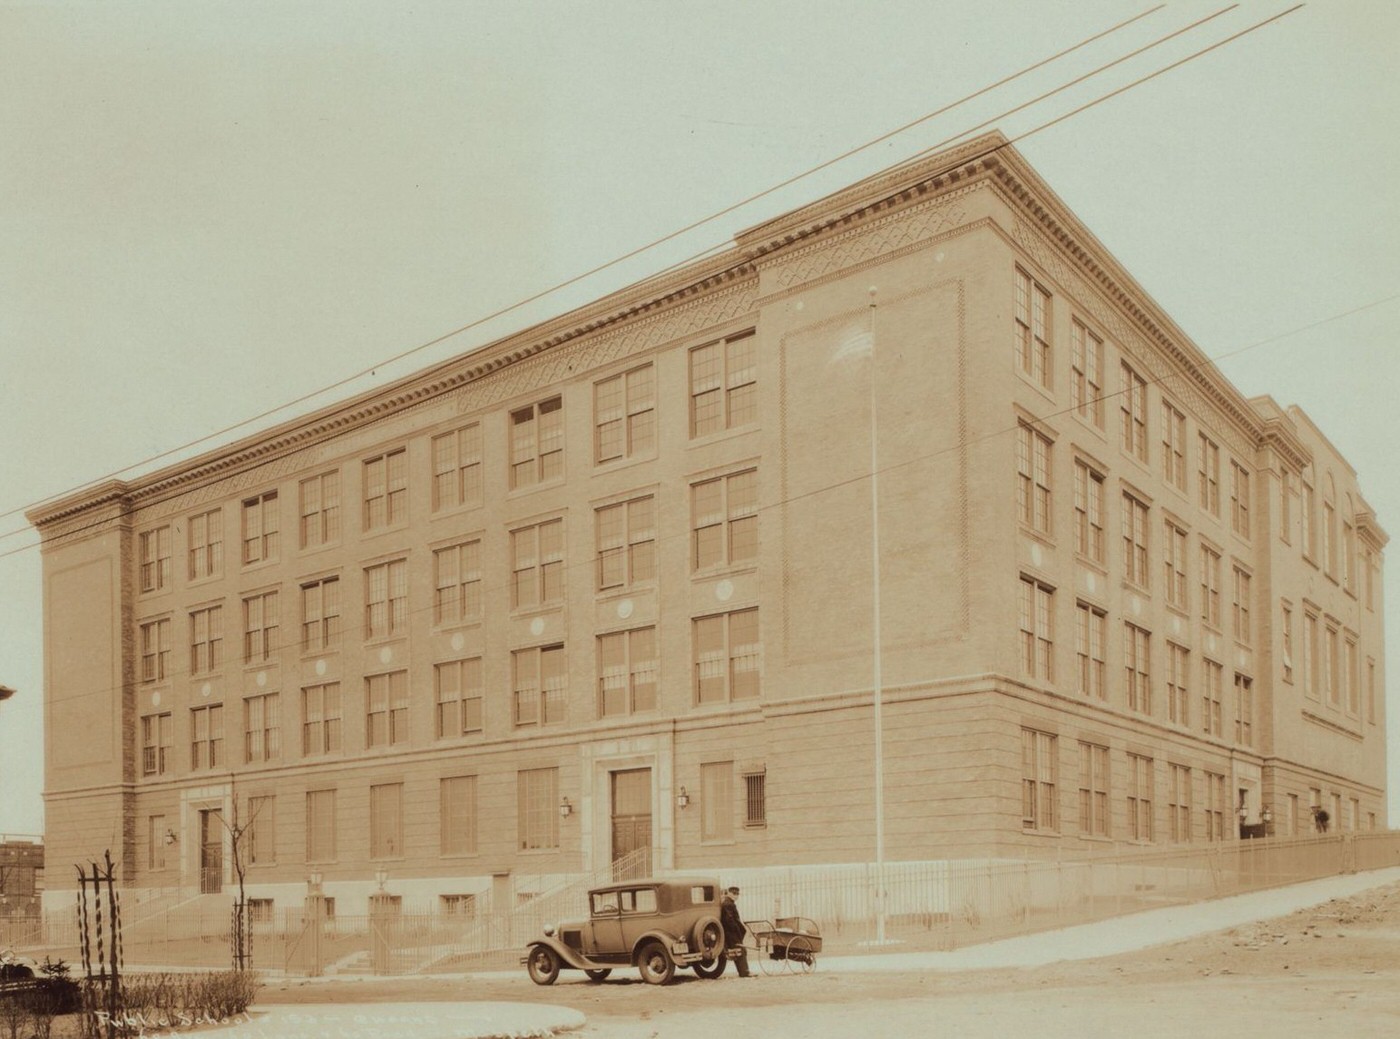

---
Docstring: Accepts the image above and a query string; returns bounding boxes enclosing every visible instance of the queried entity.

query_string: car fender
[524,936,608,972]
[630,928,688,964]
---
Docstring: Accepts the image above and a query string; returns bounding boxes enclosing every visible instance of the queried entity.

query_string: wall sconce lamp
[676,787,690,810]
[163,829,179,846]
[374,867,389,892]
[307,869,324,893]
[1237,805,1249,821]
[559,796,573,818]
[1261,807,1273,825]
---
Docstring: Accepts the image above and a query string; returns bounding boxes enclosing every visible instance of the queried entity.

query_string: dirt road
[257,881,1400,1037]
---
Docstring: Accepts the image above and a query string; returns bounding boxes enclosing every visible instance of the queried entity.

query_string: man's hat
[726,886,740,895]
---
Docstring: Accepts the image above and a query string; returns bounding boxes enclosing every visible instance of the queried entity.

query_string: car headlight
[543,923,556,937]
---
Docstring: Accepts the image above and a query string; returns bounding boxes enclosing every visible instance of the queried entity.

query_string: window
[693,608,761,704]
[363,448,408,530]
[370,783,403,860]
[596,496,657,592]
[1018,576,1054,681]
[431,424,482,512]
[1234,673,1253,746]
[190,703,224,770]
[1303,612,1320,700]
[598,627,658,717]
[1229,461,1251,539]
[434,540,483,625]
[441,893,477,916]
[513,644,566,727]
[1301,466,1316,560]
[1164,521,1188,610]
[518,768,560,850]
[510,397,564,489]
[1197,434,1220,516]
[299,470,341,549]
[247,796,275,865]
[1324,623,1340,706]
[1281,604,1294,684]
[188,508,223,580]
[595,364,656,464]
[241,491,279,565]
[1322,477,1337,578]
[140,526,172,592]
[366,670,409,747]
[511,519,564,610]
[1286,793,1299,836]
[1124,623,1151,714]
[1200,545,1221,628]
[243,692,280,763]
[744,771,767,828]
[1202,659,1223,737]
[1017,423,1052,534]
[1121,494,1149,588]
[1232,567,1251,644]
[1161,402,1186,490]
[1343,508,1357,594]
[1345,637,1359,716]
[435,658,483,738]
[306,789,336,862]
[1021,728,1057,831]
[242,590,278,663]
[441,776,478,856]
[141,713,172,776]
[365,559,408,639]
[1073,460,1106,562]
[1204,772,1226,841]
[1077,741,1109,837]
[1167,643,1189,726]
[1169,764,1192,842]
[701,761,734,842]
[1367,657,1377,725]
[148,815,167,871]
[1119,362,1147,461]
[1127,753,1153,841]
[301,576,341,652]
[1070,318,1103,426]
[301,682,342,756]
[1075,601,1106,699]
[190,604,224,675]
[1014,267,1052,388]
[140,618,171,683]
[690,330,757,437]
[1280,469,1293,545]
[691,469,758,571]
[1364,548,1376,611]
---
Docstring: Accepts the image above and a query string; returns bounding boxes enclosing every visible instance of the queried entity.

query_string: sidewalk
[821,864,1400,972]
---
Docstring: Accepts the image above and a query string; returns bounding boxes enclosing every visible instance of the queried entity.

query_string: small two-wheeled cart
[747,916,821,975]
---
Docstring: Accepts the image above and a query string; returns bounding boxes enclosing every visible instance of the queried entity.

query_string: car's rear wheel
[526,945,560,986]
[584,969,612,982]
[636,941,675,985]
[692,954,726,979]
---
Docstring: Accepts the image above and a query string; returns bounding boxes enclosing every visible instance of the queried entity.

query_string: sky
[1,0,1398,837]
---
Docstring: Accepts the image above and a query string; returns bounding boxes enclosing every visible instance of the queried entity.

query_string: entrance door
[200,809,223,893]
[611,769,652,879]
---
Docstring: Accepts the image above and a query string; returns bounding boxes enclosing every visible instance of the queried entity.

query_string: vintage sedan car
[524,876,727,985]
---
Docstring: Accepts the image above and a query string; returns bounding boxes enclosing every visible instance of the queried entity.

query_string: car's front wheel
[526,945,560,986]
[636,941,675,985]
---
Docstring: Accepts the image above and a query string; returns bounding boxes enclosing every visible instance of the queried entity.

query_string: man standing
[720,885,751,977]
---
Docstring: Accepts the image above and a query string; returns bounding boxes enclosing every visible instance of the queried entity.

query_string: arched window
[1300,464,1316,562]
[1342,494,1357,593]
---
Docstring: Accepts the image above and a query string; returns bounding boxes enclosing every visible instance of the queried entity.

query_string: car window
[620,888,658,914]
[690,885,714,904]
[591,891,619,915]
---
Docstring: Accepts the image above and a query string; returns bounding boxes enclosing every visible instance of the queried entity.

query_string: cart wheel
[757,939,780,976]
[526,945,560,986]
[584,969,612,982]
[784,935,816,974]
